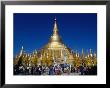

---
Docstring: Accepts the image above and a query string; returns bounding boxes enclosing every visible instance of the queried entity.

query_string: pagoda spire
[76,50,78,57]
[82,48,84,55]
[94,52,96,57]
[53,17,58,35]
[90,48,92,57]
[49,17,62,43]
[20,46,24,56]
[90,48,92,54]
[82,48,84,58]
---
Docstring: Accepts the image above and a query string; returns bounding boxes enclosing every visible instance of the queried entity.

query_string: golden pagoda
[40,18,73,66]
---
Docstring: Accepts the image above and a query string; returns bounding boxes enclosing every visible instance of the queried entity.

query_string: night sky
[14,13,97,56]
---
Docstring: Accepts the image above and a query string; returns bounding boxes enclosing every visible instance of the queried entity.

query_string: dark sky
[14,13,97,56]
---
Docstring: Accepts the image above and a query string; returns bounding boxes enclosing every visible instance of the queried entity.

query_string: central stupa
[40,18,74,66]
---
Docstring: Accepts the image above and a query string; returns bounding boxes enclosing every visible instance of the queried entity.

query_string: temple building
[14,18,97,68]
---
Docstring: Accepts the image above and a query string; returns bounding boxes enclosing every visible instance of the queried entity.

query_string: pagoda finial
[54,17,57,21]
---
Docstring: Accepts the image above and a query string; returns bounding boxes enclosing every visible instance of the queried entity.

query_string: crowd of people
[14,63,97,75]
